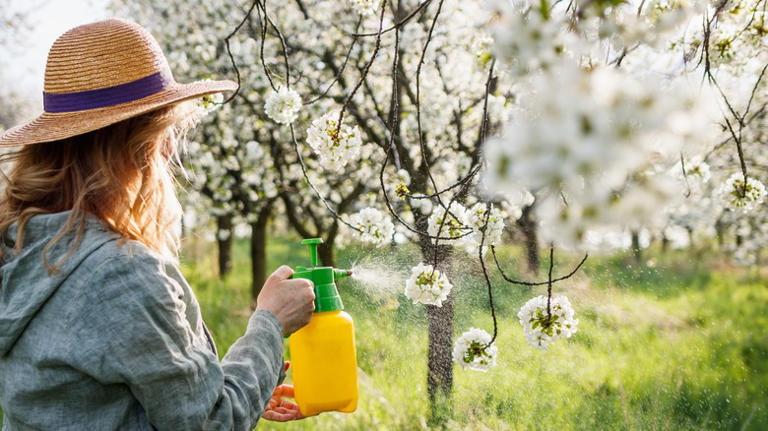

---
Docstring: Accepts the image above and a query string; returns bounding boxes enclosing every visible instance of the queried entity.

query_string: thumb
[266,265,294,285]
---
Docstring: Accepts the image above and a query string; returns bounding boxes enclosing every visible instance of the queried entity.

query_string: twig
[351,0,433,37]
[222,0,261,103]
[478,201,499,347]
[490,245,588,287]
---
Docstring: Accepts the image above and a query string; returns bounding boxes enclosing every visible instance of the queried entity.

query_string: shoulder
[79,237,185,309]
[87,237,168,270]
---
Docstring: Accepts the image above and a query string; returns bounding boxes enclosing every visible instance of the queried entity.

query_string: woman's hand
[256,266,315,335]
[262,384,304,421]
[263,362,304,422]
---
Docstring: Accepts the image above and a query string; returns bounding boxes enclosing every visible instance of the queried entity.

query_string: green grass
[2,238,766,430]
[183,237,767,430]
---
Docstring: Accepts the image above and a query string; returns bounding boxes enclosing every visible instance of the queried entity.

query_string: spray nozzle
[334,268,353,279]
[294,238,351,312]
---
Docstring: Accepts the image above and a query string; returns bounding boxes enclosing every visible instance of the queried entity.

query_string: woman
[0,18,314,430]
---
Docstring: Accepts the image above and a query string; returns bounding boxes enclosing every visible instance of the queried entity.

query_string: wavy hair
[0,101,201,275]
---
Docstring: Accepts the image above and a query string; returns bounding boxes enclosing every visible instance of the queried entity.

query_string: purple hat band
[43,71,173,113]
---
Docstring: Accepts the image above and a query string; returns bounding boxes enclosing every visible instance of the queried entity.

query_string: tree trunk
[250,204,272,308]
[631,230,642,264]
[421,242,454,424]
[317,238,336,268]
[715,217,725,250]
[180,210,186,240]
[216,214,233,279]
[685,226,694,250]
[517,204,539,274]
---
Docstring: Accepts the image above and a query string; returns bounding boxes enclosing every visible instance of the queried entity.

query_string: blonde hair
[0,101,201,275]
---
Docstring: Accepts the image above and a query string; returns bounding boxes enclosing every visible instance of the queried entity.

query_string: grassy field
[184,237,767,430]
[2,237,766,430]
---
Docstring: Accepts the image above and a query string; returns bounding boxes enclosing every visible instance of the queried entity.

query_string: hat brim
[0,79,237,147]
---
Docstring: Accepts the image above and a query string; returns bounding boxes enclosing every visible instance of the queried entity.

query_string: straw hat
[0,18,236,147]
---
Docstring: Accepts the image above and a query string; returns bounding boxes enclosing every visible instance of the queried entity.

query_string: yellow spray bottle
[289,238,358,417]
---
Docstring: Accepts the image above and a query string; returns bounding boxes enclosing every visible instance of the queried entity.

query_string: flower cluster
[348,0,381,16]
[718,173,767,212]
[670,155,711,198]
[264,86,302,124]
[427,202,506,254]
[452,328,498,372]
[518,295,578,351]
[466,203,505,250]
[305,111,363,171]
[404,263,452,307]
[427,202,470,242]
[349,207,395,247]
[683,157,711,183]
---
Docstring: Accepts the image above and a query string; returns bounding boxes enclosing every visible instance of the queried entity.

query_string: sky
[6,0,109,110]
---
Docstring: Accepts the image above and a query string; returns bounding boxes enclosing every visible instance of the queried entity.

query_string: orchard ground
[2,238,765,430]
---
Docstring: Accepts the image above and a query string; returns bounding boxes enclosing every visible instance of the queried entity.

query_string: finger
[262,409,295,422]
[278,399,300,410]
[266,398,277,410]
[302,310,313,326]
[267,265,294,284]
[281,278,314,291]
[274,406,303,420]
[273,384,295,398]
[284,404,305,420]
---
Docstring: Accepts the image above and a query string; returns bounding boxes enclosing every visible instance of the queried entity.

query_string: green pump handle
[291,238,351,313]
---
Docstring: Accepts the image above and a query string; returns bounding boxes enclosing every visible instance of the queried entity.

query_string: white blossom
[452,327,498,372]
[680,156,711,184]
[305,111,363,171]
[349,207,394,247]
[404,263,452,307]
[489,8,572,75]
[217,228,231,241]
[518,295,578,351]
[198,90,223,112]
[718,173,767,212]
[264,86,302,124]
[466,203,506,252]
[348,0,381,16]
[396,169,411,186]
[470,33,494,70]
[427,202,470,242]
[245,140,263,159]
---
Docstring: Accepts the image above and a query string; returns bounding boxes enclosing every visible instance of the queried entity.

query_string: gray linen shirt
[0,211,286,430]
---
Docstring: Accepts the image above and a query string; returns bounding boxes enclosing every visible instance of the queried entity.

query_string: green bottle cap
[291,238,352,313]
